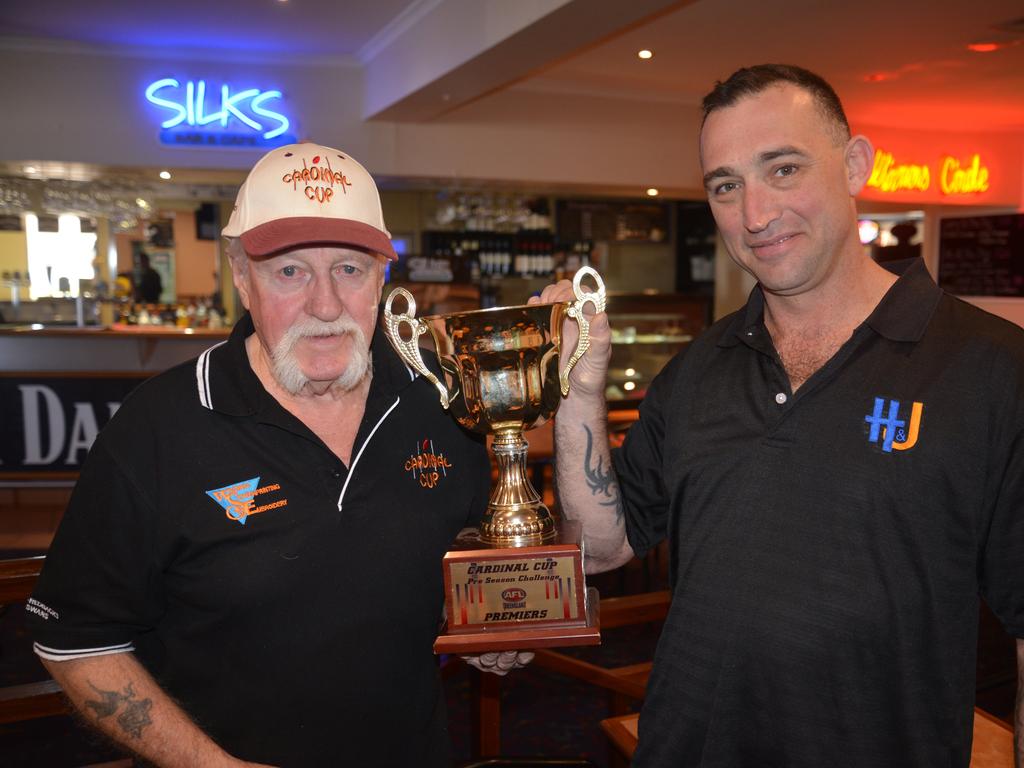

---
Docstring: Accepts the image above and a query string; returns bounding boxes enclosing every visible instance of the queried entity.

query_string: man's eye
[281,265,298,277]
[338,264,359,275]
[776,165,798,177]
[714,182,738,195]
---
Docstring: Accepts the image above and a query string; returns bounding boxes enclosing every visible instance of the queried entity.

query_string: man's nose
[306,274,344,320]
[742,184,781,234]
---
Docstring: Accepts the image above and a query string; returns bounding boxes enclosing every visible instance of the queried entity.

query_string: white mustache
[275,317,363,357]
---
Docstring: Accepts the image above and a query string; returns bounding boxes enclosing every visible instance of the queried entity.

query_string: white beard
[270,317,371,395]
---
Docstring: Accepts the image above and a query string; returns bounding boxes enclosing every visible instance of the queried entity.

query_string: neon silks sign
[867,149,990,196]
[144,78,296,148]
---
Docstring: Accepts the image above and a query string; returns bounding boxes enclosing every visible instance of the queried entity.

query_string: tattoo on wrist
[583,425,620,510]
[85,680,153,739]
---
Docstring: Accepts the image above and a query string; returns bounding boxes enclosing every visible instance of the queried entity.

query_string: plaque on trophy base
[434,521,600,653]
[384,268,607,654]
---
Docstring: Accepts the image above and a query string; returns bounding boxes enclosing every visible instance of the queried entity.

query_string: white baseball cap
[222,142,397,261]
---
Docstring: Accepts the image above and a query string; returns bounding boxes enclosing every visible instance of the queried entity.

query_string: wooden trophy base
[435,587,600,653]
[434,521,601,654]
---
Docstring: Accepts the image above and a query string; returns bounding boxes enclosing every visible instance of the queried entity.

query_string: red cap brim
[239,217,398,261]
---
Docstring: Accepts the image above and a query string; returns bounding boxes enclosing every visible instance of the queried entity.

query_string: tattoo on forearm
[85,680,153,739]
[582,425,621,514]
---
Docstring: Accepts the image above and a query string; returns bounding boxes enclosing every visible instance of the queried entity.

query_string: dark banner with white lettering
[0,375,148,481]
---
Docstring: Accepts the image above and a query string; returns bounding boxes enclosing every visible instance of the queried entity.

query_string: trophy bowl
[384,267,606,546]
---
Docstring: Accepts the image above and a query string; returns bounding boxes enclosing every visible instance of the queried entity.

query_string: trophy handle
[383,288,452,409]
[560,266,607,396]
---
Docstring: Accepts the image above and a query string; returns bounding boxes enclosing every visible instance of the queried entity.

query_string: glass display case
[605,292,712,405]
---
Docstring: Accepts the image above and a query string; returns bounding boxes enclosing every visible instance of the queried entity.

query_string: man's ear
[845,135,875,196]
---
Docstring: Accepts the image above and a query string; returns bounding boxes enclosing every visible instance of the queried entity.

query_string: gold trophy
[384,267,606,653]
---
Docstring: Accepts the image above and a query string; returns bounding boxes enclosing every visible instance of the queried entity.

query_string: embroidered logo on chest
[863,397,924,452]
[404,439,453,489]
[205,476,289,525]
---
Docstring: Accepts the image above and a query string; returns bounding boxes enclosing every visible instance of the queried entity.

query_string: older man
[27,143,495,766]
[547,65,1024,767]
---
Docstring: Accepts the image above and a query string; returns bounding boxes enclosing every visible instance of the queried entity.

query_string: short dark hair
[701,64,851,144]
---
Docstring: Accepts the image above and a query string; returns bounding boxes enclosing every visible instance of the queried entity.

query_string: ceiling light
[159,170,172,180]
[637,49,653,60]
[624,381,636,392]
[24,166,38,174]
[967,42,1000,53]
[646,188,659,197]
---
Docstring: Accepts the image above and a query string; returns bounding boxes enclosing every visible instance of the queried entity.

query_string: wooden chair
[601,709,1015,767]
[0,555,70,724]
[531,590,670,719]
[465,590,671,760]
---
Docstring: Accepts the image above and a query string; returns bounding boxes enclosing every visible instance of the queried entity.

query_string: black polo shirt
[615,259,1024,768]
[28,313,491,767]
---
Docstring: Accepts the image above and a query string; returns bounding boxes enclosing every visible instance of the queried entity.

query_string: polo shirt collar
[864,258,942,342]
[718,257,941,348]
[199,313,418,417]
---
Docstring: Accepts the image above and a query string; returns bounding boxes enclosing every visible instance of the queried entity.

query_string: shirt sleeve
[27,438,165,661]
[612,354,680,560]
[979,348,1024,638]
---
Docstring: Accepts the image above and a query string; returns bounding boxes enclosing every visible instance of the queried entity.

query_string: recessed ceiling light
[159,170,172,180]
[624,381,636,391]
[637,49,653,60]
[646,188,659,197]
[967,42,1000,53]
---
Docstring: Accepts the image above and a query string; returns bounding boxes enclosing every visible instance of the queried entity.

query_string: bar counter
[0,324,229,373]
[2,324,230,485]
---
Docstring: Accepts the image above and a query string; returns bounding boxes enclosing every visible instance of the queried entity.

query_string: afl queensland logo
[501,588,527,609]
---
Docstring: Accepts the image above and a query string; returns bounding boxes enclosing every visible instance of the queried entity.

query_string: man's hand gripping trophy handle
[531,269,634,573]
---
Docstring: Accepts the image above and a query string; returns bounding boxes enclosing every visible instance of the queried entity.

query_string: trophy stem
[481,429,556,546]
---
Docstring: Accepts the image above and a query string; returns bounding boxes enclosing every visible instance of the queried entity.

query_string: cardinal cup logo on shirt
[404,439,453,489]
[205,476,289,525]
[864,397,924,453]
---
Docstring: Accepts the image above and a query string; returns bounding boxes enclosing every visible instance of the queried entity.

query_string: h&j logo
[864,397,924,453]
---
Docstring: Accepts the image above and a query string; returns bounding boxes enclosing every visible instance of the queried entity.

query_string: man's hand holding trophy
[384,268,607,653]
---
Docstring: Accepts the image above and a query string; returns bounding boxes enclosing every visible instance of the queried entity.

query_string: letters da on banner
[0,377,143,477]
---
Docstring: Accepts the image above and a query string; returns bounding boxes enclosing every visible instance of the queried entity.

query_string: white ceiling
[0,0,414,60]
[525,0,1024,131]
[0,0,1021,188]
[3,0,1022,130]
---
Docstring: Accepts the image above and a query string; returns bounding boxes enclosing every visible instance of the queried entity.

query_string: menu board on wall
[937,213,1024,297]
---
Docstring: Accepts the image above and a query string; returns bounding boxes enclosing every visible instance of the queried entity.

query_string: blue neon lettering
[144,79,291,140]
[250,90,289,140]
[144,79,187,128]
[185,81,196,126]
[194,80,223,126]
[221,86,261,131]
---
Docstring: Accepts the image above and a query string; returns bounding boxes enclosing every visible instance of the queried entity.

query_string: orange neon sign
[866,149,990,197]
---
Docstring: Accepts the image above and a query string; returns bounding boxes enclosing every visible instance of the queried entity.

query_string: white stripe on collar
[195,340,227,410]
[337,395,401,512]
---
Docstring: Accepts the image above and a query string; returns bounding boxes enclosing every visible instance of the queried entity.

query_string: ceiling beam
[361,0,690,122]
